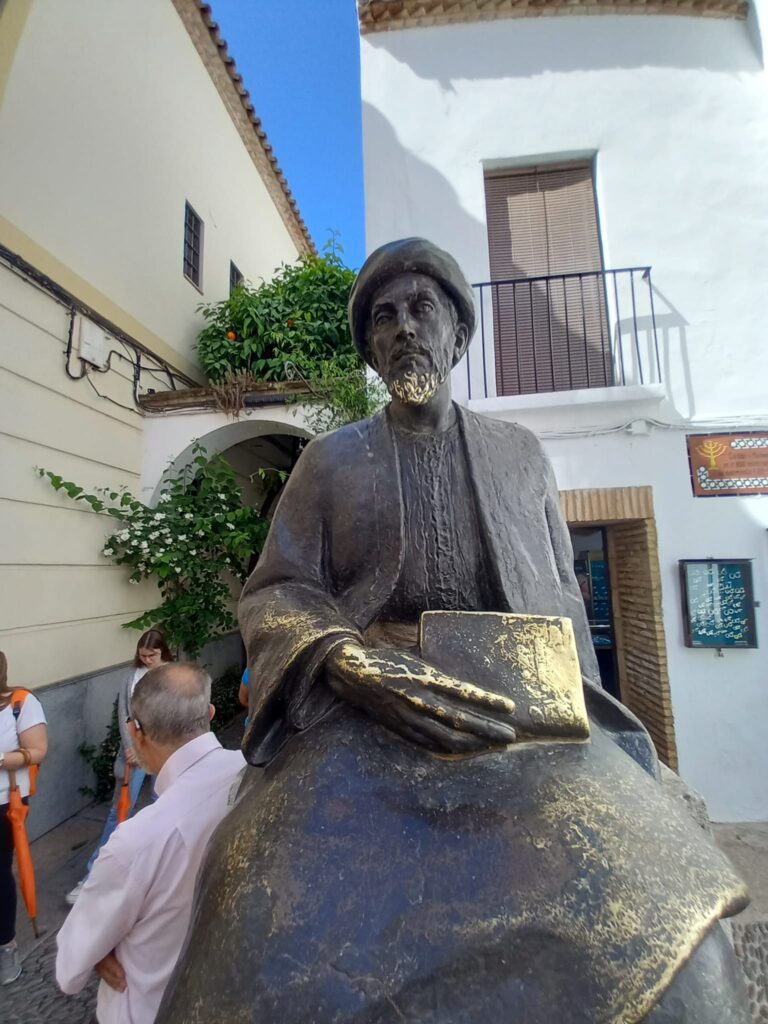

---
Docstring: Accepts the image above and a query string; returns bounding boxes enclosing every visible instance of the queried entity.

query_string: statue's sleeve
[238,438,362,765]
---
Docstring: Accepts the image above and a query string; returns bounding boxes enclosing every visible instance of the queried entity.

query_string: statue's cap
[348,238,476,367]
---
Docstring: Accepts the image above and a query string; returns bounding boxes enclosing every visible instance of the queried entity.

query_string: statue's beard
[387,370,441,406]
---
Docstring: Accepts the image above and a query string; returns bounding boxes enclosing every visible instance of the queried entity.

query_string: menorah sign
[696,439,727,470]
[687,431,768,496]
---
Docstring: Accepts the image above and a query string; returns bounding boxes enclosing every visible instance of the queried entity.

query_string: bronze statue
[158,239,749,1023]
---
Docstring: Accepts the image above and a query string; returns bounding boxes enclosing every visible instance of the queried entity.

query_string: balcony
[467,268,661,402]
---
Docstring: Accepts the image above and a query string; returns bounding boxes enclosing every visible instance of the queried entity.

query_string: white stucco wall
[543,426,767,822]
[140,405,313,502]
[360,11,768,819]
[473,391,768,820]
[360,11,768,420]
[0,0,302,373]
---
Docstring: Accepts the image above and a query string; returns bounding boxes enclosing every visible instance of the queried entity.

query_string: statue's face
[368,273,467,405]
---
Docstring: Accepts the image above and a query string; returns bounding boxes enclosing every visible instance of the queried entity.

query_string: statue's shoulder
[294,412,385,474]
[458,407,545,462]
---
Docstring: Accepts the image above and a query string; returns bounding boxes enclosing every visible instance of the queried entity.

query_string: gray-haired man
[56,663,245,1024]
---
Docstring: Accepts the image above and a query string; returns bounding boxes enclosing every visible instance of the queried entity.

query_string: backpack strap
[10,688,30,719]
[9,689,38,797]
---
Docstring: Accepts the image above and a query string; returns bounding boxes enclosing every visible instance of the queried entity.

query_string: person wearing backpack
[0,651,48,985]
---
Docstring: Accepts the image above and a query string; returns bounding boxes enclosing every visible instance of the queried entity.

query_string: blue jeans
[84,767,147,878]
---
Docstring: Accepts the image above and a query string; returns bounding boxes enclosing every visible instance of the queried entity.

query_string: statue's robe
[239,405,653,771]
[158,406,748,1024]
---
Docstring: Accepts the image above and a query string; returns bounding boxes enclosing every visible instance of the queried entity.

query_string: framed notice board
[679,559,757,649]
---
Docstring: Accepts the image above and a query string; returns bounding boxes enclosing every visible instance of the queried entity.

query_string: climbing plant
[38,444,269,657]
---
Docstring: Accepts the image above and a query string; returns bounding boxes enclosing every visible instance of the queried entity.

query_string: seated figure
[158,239,749,1024]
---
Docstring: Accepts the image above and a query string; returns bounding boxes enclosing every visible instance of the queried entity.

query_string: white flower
[218,493,227,500]
[102,547,114,556]
[129,579,139,585]
[185,513,194,520]
[140,541,149,549]
[154,513,165,521]
[130,539,139,547]
[225,523,235,531]
[119,530,130,541]
[190,549,197,555]
[197,530,205,537]
[178,534,188,542]
[158,492,171,504]
[149,531,159,540]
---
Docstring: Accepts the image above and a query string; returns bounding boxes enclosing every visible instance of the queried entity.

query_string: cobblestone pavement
[0,932,97,1024]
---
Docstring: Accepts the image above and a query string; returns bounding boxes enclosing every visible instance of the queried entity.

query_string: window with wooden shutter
[484,164,611,395]
[183,201,204,291]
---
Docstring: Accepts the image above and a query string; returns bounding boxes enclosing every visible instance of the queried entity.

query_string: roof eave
[174,0,315,255]
[357,0,749,34]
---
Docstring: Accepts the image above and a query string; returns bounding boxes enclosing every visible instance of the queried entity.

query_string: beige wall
[0,263,156,687]
[0,0,301,369]
[0,1,307,688]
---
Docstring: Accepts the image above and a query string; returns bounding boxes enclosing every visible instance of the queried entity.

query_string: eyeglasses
[126,715,143,732]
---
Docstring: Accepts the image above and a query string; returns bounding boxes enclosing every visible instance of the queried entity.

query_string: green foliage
[299,367,389,434]
[79,697,121,802]
[195,238,387,430]
[196,241,358,385]
[210,665,244,737]
[38,444,269,657]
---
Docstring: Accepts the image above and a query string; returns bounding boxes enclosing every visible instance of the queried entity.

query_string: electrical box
[76,315,112,370]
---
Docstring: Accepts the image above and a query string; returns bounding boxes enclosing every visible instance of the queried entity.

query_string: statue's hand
[325,641,517,754]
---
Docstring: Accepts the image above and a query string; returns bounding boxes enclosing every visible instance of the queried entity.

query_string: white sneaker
[0,940,21,985]
[65,881,85,905]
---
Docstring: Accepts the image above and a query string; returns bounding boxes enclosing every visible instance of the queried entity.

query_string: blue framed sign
[679,559,757,649]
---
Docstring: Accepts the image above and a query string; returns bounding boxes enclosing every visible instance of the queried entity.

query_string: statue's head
[348,238,476,405]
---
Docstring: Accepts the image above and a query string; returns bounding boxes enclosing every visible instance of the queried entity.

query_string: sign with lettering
[679,559,757,649]
[687,432,768,496]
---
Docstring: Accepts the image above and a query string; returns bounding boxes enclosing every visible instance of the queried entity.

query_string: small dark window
[183,202,203,289]
[229,261,244,294]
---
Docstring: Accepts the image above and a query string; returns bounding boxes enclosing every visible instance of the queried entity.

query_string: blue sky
[212,0,366,269]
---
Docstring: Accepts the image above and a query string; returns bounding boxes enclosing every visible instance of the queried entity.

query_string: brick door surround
[560,486,678,768]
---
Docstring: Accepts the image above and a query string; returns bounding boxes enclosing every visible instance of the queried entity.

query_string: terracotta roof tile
[175,1,315,254]
[358,0,748,33]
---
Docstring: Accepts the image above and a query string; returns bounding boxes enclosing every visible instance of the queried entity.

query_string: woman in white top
[0,651,48,985]
[66,630,173,905]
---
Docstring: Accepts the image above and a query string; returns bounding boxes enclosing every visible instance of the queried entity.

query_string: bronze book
[419,611,590,740]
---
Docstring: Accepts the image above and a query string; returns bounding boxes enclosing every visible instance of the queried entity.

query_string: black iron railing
[467,267,660,400]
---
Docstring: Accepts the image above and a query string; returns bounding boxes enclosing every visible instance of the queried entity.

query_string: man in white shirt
[56,662,245,1023]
